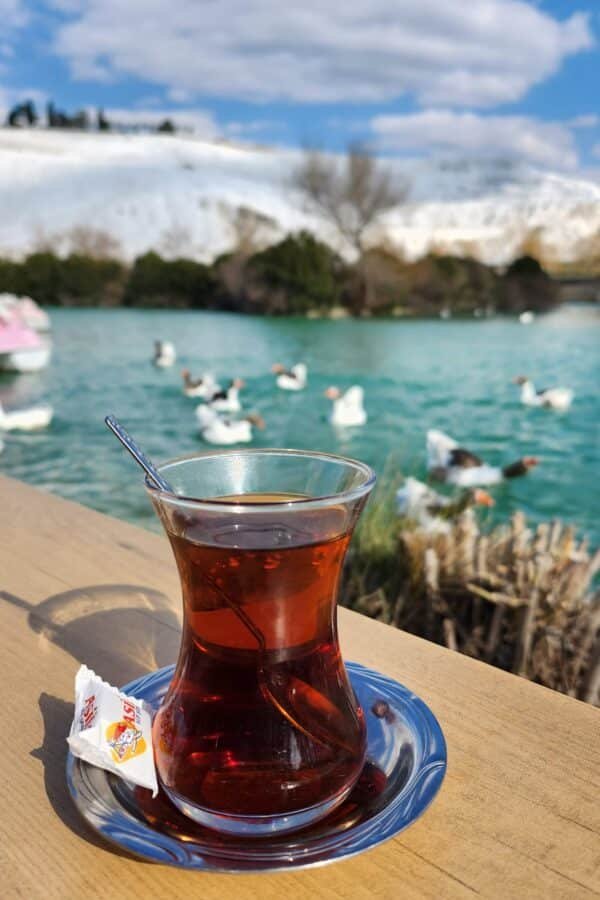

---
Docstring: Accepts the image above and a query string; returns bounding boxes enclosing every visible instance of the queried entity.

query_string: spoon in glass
[104,414,351,752]
[104,415,173,492]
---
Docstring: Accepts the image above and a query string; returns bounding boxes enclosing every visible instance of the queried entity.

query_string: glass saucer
[66,662,446,872]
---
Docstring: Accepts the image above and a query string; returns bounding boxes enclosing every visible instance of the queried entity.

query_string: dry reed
[344,510,600,705]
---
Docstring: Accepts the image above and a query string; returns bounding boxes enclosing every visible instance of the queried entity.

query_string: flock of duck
[153,339,575,532]
[154,339,367,445]
[0,301,580,538]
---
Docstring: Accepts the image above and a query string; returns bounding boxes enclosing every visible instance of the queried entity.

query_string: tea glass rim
[145,447,376,513]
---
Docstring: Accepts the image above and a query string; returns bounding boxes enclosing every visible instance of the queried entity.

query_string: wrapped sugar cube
[67,665,158,796]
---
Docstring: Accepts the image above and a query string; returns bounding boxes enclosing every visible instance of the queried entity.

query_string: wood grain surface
[0,475,598,899]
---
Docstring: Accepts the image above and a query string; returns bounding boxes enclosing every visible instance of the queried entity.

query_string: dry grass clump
[344,509,600,705]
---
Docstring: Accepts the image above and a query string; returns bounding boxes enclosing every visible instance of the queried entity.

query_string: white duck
[153,340,176,368]
[325,386,367,427]
[208,378,245,413]
[0,402,53,431]
[181,369,221,399]
[396,477,494,533]
[427,430,539,487]
[271,362,307,391]
[513,376,573,411]
[519,311,535,324]
[196,405,264,445]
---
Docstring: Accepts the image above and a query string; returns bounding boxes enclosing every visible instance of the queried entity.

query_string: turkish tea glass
[147,448,375,836]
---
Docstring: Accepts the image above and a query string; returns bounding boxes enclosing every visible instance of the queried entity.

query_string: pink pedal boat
[0,310,52,373]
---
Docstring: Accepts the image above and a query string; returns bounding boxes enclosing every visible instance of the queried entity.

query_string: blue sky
[1,1,599,170]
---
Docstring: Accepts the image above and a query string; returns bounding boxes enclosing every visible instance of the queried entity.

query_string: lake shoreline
[0,238,561,316]
[31,298,597,322]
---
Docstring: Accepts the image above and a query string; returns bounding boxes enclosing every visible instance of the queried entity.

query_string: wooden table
[1,475,599,899]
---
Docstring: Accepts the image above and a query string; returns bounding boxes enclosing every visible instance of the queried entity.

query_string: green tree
[16,253,62,305]
[59,255,125,306]
[124,252,215,308]
[499,255,559,313]
[505,255,544,277]
[0,259,20,293]
[7,100,37,127]
[401,254,501,316]
[244,231,342,314]
[97,108,110,131]
[8,253,126,306]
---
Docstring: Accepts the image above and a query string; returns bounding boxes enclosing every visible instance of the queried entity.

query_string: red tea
[152,494,366,819]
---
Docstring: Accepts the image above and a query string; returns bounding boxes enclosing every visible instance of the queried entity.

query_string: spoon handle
[104,415,173,492]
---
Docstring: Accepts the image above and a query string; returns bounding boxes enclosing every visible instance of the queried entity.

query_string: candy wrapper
[67,665,158,796]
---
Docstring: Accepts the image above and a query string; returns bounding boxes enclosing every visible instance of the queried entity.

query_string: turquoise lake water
[1,305,598,546]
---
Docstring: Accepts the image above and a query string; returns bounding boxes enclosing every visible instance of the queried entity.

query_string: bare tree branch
[294,144,406,256]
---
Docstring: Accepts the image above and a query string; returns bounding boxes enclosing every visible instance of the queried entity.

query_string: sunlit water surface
[1,304,598,546]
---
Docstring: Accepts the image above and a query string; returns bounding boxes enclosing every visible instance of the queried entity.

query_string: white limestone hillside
[1,129,599,265]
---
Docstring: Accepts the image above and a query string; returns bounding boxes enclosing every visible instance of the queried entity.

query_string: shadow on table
[31,692,136,857]
[1,583,181,858]
[2,583,181,684]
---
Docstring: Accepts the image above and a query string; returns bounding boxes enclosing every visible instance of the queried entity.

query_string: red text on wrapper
[80,694,97,730]
[122,699,140,727]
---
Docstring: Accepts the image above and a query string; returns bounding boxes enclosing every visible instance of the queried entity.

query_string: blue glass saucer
[66,662,446,872]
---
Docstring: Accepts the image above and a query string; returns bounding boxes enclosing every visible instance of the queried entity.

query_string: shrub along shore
[0,230,559,316]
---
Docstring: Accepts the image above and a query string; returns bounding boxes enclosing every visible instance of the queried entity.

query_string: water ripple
[1,305,598,545]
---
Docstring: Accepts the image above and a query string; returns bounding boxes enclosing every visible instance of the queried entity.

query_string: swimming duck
[396,477,494,533]
[181,369,221,399]
[427,429,539,487]
[513,376,573,411]
[0,402,53,431]
[271,363,307,391]
[325,386,367,427]
[196,405,264,445]
[208,378,245,413]
[153,340,176,368]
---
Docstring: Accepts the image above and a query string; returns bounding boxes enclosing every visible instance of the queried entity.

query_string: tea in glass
[148,451,375,835]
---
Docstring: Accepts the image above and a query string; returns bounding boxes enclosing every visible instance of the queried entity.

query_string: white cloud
[371,109,579,169]
[53,1,593,107]
[45,0,86,10]
[167,87,194,104]
[0,0,27,64]
[134,94,164,109]
[0,0,27,29]
[102,107,218,137]
[569,114,599,129]
[224,120,280,138]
